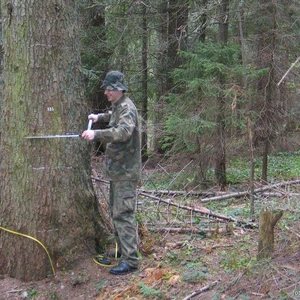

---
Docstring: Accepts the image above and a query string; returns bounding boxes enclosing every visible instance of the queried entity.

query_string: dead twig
[6,289,23,294]
[284,225,300,239]
[182,280,220,300]
[277,56,300,86]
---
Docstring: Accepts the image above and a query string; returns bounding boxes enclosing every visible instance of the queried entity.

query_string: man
[81,70,141,275]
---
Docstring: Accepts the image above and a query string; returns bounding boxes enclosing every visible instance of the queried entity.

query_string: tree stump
[257,209,283,260]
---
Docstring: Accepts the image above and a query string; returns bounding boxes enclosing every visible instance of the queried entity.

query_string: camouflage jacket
[94,95,141,181]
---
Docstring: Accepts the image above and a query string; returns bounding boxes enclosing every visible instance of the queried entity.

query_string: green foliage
[95,280,107,291]
[219,246,256,272]
[50,292,58,299]
[266,152,300,179]
[172,42,243,94]
[164,241,204,270]
[223,152,300,184]
[29,289,38,298]
[138,282,162,298]
[161,114,216,153]
[143,151,300,192]
[159,42,247,163]
[182,264,209,283]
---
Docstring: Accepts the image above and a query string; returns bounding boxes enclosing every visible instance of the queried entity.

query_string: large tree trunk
[0,0,104,281]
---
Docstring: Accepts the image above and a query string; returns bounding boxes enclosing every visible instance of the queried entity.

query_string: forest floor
[1,156,300,300]
[1,228,299,300]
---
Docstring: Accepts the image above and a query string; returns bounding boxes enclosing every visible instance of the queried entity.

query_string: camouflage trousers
[109,180,139,268]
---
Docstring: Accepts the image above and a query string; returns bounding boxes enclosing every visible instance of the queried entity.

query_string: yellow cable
[0,225,55,275]
[93,257,117,267]
[93,243,119,268]
[114,242,118,259]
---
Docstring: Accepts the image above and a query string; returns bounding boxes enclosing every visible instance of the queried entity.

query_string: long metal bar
[25,134,81,139]
[25,119,93,139]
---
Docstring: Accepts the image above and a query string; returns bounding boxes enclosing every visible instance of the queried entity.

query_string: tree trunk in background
[79,1,112,154]
[214,0,229,189]
[141,3,148,161]
[153,0,188,152]
[253,1,282,183]
[152,0,168,152]
[0,0,104,281]
[79,1,110,111]
[167,0,188,79]
[199,0,208,43]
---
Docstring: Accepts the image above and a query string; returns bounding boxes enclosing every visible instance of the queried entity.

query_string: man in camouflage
[81,70,141,275]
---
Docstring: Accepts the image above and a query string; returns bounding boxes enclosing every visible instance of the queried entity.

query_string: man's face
[104,89,123,103]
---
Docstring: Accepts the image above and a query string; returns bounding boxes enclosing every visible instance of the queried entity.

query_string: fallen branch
[260,192,300,197]
[182,280,220,300]
[138,191,255,227]
[201,179,300,203]
[6,289,23,294]
[92,175,300,203]
[151,226,230,235]
[138,188,220,197]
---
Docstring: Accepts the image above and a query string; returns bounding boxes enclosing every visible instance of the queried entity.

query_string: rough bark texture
[141,4,148,161]
[257,210,283,260]
[214,0,229,189]
[0,0,104,281]
[152,0,189,153]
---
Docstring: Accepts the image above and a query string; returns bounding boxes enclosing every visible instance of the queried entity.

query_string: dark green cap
[100,70,128,91]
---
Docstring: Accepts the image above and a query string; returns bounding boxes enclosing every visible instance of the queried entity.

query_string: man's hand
[81,130,95,141]
[88,114,98,123]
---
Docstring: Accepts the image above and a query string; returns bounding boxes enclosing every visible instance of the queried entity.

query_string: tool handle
[87,118,93,130]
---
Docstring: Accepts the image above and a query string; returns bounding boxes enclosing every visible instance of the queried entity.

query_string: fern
[138,282,162,298]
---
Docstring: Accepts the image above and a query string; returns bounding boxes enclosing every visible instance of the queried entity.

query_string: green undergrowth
[227,151,300,184]
[137,152,300,299]
[143,151,300,191]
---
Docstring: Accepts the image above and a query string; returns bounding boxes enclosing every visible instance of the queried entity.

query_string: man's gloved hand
[81,130,95,141]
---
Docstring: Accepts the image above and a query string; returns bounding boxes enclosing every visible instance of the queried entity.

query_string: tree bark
[0,0,104,281]
[198,0,208,43]
[253,1,284,183]
[79,1,110,111]
[257,210,283,260]
[214,0,229,189]
[152,0,188,152]
[141,3,148,161]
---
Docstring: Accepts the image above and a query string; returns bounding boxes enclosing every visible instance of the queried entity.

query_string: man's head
[100,70,128,91]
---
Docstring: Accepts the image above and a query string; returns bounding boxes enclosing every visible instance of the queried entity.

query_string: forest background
[0,0,300,190]
[78,0,300,188]
[0,0,300,299]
